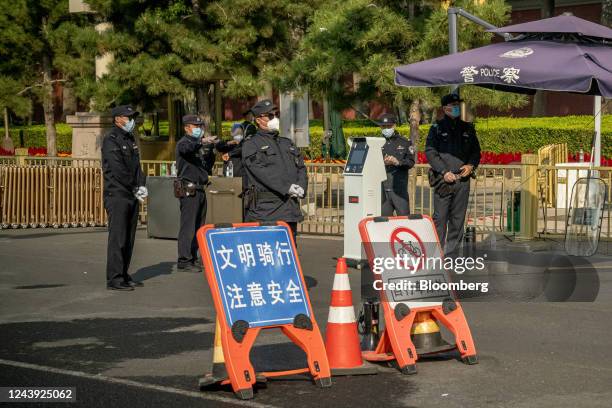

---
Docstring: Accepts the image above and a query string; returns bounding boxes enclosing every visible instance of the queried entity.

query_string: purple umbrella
[394,14,612,164]
[488,14,612,40]
[394,39,612,97]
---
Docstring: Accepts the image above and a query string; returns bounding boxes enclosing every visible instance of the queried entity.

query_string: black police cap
[182,114,205,126]
[376,113,397,126]
[111,105,139,117]
[247,99,277,117]
[441,93,463,106]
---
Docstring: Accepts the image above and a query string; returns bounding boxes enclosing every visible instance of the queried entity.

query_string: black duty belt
[183,180,209,192]
[257,191,281,200]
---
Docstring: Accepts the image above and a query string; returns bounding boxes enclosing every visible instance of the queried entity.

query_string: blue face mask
[448,105,461,118]
[191,127,203,138]
[381,128,395,138]
[121,118,135,133]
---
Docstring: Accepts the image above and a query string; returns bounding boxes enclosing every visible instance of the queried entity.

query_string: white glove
[288,184,301,197]
[296,186,305,198]
[137,186,148,198]
[134,186,148,202]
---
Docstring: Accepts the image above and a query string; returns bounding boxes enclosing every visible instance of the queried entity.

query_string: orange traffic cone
[199,318,227,388]
[325,258,377,375]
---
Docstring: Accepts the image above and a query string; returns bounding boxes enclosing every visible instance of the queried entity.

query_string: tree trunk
[196,84,213,136]
[603,0,612,27]
[2,108,15,153]
[542,0,555,18]
[532,0,555,116]
[409,99,421,154]
[3,108,9,140]
[42,52,57,157]
[322,97,330,159]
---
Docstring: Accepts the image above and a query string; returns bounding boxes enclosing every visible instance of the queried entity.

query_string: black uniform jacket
[175,135,216,185]
[382,131,415,193]
[241,130,308,222]
[101,125,146,198]
[425,116,481,177]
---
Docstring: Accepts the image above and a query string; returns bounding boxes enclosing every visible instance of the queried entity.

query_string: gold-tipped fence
[0,156,610,242]
[0,165,105,228]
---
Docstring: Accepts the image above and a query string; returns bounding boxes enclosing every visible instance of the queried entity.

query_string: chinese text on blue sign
[206,226,310,328]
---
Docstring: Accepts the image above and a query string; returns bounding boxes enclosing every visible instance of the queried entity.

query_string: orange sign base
[362,302,477,374]
[197,222,331,399]
[358,215,478,374]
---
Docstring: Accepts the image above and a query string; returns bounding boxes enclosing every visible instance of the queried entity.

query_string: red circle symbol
[389,227,426,272]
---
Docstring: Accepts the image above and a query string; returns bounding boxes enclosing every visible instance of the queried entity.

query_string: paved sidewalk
[0,228,611,407]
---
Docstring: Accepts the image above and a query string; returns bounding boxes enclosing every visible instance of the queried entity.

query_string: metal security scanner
[343,137,387,263]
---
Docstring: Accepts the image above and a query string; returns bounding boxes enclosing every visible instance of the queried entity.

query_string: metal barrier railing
[0,165,106,228]
[0,159,610,241]
[24,157,102,167]
[537,165,611,239]
[0,156,17,166]
[537,143,568,207]
[301,163,344,235]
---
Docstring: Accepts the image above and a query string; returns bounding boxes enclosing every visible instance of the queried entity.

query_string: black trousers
[105,195,139,286]
[287,222,298,247]
[382,189,410,216]
[432,180,470,255]
[178,191,207,266]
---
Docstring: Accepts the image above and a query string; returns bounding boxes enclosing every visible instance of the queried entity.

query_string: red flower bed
[0,147,71,157]
[417,151,522,165]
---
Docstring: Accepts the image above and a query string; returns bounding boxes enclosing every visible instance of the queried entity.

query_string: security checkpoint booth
[342,137,387,264]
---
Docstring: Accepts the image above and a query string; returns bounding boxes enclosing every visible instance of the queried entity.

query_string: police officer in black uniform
[176,114,216,272]
[241,99,307,243]
[378,113,415,216]
[425,94,480,255]
[101,105,146,291]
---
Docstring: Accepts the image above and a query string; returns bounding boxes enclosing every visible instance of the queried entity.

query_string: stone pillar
[66,113,113,159]
[15,148,28,166]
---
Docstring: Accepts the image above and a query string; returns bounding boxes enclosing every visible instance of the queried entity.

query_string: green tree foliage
[0,0,95,155]
[84,0,323,110]
[404,0,527,112]
[278,0,527,117]
[272,0,415,109]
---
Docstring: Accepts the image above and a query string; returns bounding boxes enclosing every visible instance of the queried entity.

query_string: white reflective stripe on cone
[327,306,356,323]
[332,273,351,291]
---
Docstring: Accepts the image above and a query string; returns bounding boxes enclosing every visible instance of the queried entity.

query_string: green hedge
[1,115,610,159]
[304,115,612,159]
[1,123,74,152]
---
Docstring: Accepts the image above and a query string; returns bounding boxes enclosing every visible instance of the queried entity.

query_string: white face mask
[267,117,280,131]
[382,128,395,138]
[233,134,243,142]
[121,118,135,133]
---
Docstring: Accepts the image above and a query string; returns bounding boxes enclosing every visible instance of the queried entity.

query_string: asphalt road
[0,227,611,408]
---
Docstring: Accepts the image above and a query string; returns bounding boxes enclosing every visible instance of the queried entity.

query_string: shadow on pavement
[132,262,176,281]
[0,317,213,373]
[303,275,317,290]
[0,229,108,240]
